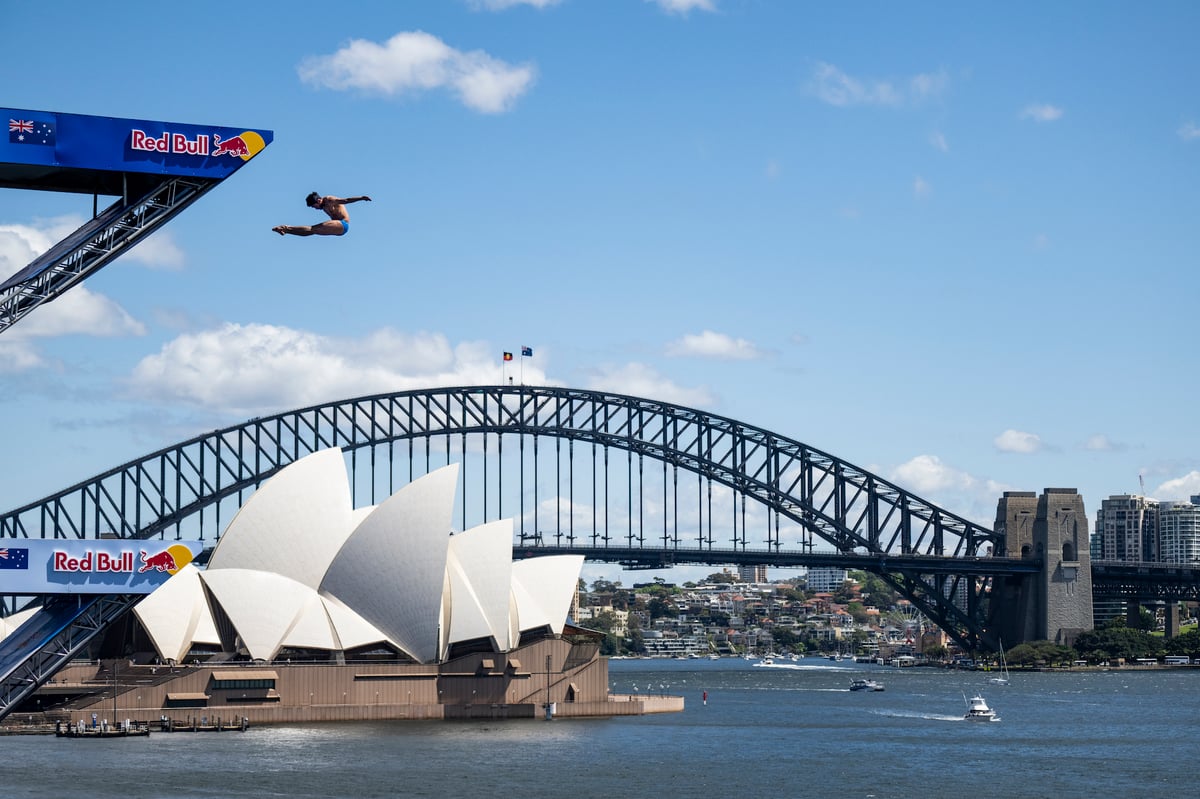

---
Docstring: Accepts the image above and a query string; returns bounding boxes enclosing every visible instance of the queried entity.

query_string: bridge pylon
[993,488,1094,647]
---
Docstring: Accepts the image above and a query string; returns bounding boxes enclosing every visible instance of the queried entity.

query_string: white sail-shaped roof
[133,564,218,663]
[206,447,353,589]
[321,464,458,664]
[321,594,393,651]
[279,591,339,652]
[127,449,588,665]
[447,520,514,651]
[511,555,583,635]
[202,569,317,661]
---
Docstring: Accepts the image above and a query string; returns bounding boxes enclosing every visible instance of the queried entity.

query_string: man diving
[272,192,371,237]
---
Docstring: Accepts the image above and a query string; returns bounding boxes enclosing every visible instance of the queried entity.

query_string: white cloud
[126,323,537,417]
[647,0,717,14]
[0,219,146,362]
[1020,104,1064,122]
[1178,121,1200,141]
[1154,471,1200,501]
[0,339,46,372]
[913,175,931,198]
[930,131,949,152]
[582,362,713,408]
[810,62,948,108]
[298,31,536,114]
[994,429,1042,454]
[888,454,1011,527]
[1083,434,1124,452]
[765,159,782,180]
[123,230,185,271]
[665,330,765,360]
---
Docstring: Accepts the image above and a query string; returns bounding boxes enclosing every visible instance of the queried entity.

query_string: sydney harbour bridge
[5,385,1199,646]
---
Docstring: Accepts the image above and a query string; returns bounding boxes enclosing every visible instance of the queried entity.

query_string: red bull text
[129,129,250,158]
[53,550,138,574]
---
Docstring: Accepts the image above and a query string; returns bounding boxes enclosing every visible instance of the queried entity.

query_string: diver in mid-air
[272,191,371,237]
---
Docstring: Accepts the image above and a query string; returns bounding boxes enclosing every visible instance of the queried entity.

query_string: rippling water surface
[6,658,1197,798]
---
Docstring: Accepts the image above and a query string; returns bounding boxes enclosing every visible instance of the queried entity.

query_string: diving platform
[1,108,272,334]
[0,594,141,721]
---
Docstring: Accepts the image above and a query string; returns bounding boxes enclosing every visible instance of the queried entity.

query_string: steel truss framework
[1091,561,1200,602]
[0,175,219,333]
[0,594,138,719]
[2,386,1029,654]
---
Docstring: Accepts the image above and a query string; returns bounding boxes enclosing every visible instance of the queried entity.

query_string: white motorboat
[849,679,885,692]
[963,694,999,721]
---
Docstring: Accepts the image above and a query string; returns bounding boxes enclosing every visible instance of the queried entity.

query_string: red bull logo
[139,548,178,573]
[212,134,249,157]
[128,128,266,161]
[50,544,194,578]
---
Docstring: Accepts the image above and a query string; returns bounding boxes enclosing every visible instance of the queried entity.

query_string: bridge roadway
[517,544,1200,601]
[512,543,1044,577]
[1091,560,1200,601]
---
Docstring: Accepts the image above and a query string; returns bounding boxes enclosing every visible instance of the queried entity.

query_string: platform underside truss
[0,175,218,333]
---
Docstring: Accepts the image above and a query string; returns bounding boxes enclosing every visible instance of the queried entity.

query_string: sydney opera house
[9,449,681,725]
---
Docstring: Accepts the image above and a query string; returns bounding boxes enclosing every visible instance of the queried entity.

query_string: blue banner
[2,108,271,180]
[0,540,203,594]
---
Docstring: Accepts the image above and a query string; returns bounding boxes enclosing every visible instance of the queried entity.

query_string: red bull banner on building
[2,107,271,182]
[0,540,202,594]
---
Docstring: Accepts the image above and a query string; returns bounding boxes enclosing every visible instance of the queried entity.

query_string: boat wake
[871,709,966,723]
[751,662,856,672]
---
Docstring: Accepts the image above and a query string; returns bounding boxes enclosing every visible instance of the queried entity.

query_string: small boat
[988,640,1011,685]
[849,679,885,692]
[963,694,999,722]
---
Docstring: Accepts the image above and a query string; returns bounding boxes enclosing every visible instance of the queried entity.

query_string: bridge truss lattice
[1,386,1017,651]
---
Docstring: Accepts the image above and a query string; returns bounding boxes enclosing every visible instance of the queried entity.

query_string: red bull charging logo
[129,128,266,161]
[53,543,195,577]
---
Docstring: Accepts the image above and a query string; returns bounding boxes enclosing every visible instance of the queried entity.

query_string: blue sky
[2,1,1199,584]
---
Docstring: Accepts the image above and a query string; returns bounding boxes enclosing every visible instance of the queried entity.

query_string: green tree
[1073,626,1163,662]
[625,614,645,655]
[1164,629,1200,661]
[647,597,673,620]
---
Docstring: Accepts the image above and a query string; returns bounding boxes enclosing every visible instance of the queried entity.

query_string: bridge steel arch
[1,385,1018,652]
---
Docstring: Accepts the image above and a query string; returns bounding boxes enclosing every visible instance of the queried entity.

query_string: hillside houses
[577,570,943,659]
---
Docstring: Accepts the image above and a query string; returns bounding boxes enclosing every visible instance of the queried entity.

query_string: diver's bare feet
[272,226,287,236]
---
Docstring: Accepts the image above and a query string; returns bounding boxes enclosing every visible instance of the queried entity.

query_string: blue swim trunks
[339,220,349,235]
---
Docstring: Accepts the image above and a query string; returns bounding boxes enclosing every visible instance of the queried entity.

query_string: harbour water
[5,657,1197,798]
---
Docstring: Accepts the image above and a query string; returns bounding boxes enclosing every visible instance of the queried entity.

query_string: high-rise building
[1094,495,1157,562]
[1158,496,1200,564]
[738,564,768,583]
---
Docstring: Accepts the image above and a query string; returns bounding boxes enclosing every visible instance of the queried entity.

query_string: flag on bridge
[0,547,29,570]
[503,351,513,362]
[521,346,533,357]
